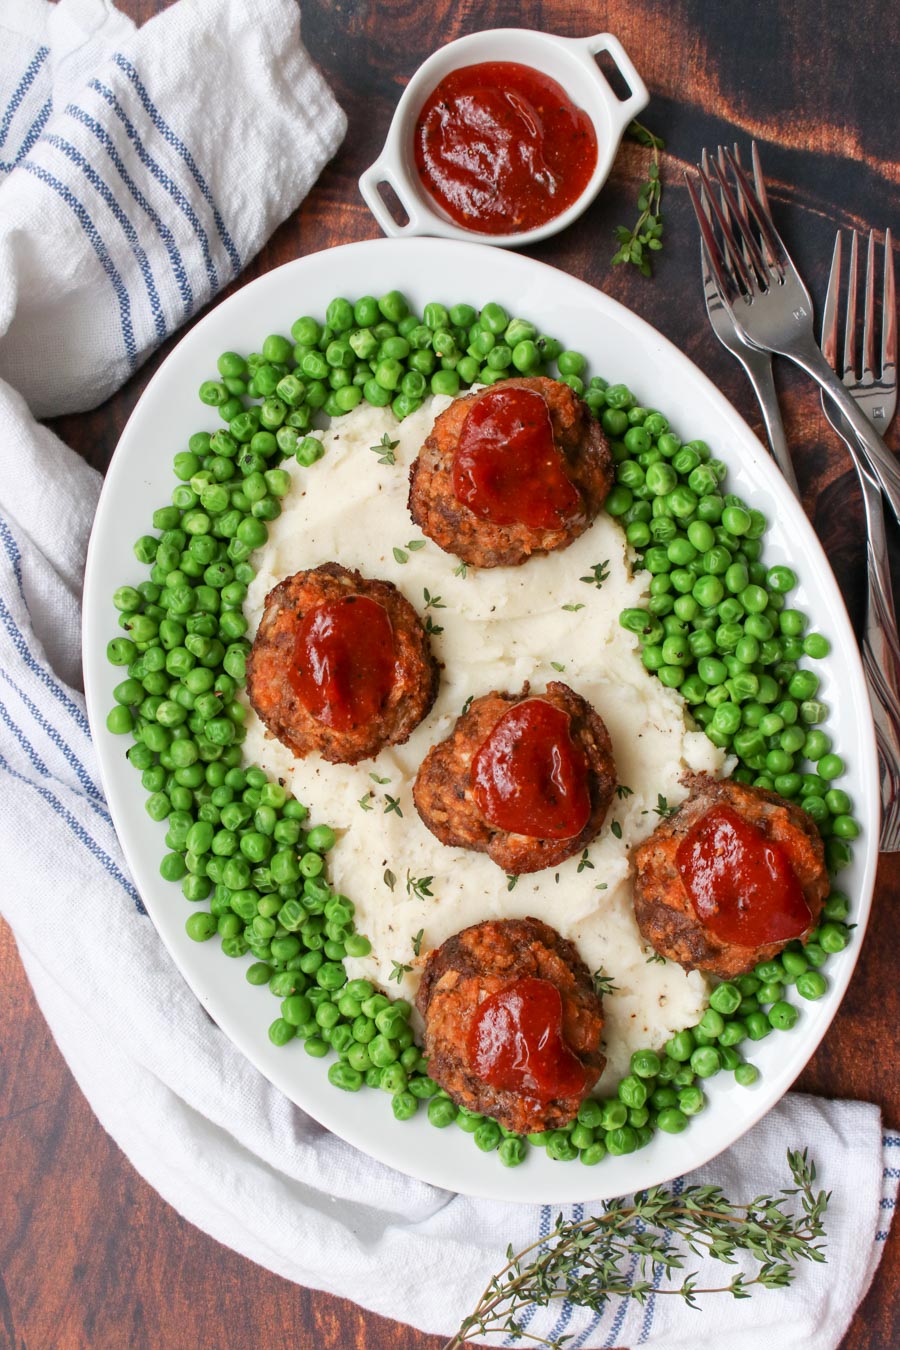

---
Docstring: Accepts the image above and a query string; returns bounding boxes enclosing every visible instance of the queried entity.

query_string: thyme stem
[445,1149,828,1349]
[612,119,665,277]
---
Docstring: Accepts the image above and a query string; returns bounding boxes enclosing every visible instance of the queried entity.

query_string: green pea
[542,1129,576,1161]
[709,982,741,1015]
[656,1107,688,1134]
[796,970,827,1000]
[427,1096,458,1128]
[678,1086,705,1116]
[617,1075,648,1109]
[495,1136,526,1167]
[817,753,844,781]
[818,922,849,953]
[690,1046,721,1078]
[718,1020,746,1047]
[735,1063,759,1087]
[744,1012,772,1041]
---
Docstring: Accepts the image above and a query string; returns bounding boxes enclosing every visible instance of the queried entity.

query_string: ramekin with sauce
[359,28,649,248]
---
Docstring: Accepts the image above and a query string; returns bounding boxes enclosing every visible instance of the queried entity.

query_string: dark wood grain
[3,1,899,1347]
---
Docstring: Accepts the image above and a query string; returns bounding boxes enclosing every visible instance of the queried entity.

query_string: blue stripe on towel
[1,669,107,807]
[637,1173,684,1343]
[1,97,52,173]
[603,1221,644,1347]
[0,517,24,594]
[21,161,136,366]
[0,694,112,836]
[45,133,166,341]
[544,1203,583,1345]
[0,517,94,740]
[89,78,218,294]
[0,747,143,910]
[0,47,49,152]
[112,51,241,277]
[66,102,193,317]
[505,1204,553,1346]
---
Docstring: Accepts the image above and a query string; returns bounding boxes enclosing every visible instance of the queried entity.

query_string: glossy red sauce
[676,804,811,946]
[414,61,598,234]
[452,386,581,529]
[469,977,586,1100]
[471,699,591,839]
[289,595,395,731]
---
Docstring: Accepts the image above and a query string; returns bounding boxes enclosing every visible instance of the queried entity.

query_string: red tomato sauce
[471,698,591,839]
[675,804,812,947]
[289,595,396,731]
[468,977,586,1100]
[452,386,580,529]
[413,61,599,234]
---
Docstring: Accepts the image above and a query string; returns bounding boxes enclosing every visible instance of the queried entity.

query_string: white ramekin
[358,28,649,248]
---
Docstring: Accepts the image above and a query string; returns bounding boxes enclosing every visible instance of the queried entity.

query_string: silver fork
[699,145,799,496]
[685,145,900,526]
[821,229,900,850]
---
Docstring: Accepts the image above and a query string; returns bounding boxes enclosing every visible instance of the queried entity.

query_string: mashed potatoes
[243,397,726,1083]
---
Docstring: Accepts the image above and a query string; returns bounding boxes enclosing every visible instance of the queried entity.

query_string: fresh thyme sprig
[406,871,434,900]
[445,1150,828,1350]
[612,119,665,278]
[592,969,619,997]
[370,432,398,465]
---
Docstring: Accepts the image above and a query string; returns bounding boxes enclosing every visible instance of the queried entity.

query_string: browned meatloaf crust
[407,376,613,568]
[412,682,617,874]
[633,775,828,978]
[416,917,605,1134]
[246,562,439,765]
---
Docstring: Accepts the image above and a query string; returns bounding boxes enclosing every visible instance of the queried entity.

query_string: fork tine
[720,145,756,273]
[822,232,842,371]
[685,172,736,298]
[693,162,756,294]
[750,141,773,219]
[707,152,771,283]
[720,146,786,280]
[749,142,779,272]
[863,230,877,379]
[843,230,859,379]
[884,228,897,378]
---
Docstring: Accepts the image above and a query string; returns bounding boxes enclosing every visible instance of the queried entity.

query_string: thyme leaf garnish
[406,871,434,900]
[370,432,398,465]
[580,560,610,590]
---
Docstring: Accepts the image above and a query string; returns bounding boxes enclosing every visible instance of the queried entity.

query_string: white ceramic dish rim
[82,236,879,1204]
[358,28,649,248]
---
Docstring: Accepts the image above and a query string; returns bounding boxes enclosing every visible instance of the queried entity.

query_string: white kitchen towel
[0,4,895,1349]
[0,0,346,417]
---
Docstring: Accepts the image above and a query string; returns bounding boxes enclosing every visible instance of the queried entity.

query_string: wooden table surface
[2,1,898,1346]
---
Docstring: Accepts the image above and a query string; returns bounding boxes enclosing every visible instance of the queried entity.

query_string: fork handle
[858,470,900,849]
[738,352,800,495]
[790,342,900,526]
[862,633,900,852]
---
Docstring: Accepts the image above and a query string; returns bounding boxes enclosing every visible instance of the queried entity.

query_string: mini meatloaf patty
[413,682,617,874]
[416,917,605,1134]
[633,776,828,978]
[408,376,613,568]
[246,562,439,765]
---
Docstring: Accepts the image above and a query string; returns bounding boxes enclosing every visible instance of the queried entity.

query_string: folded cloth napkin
[0,4,895,1348]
